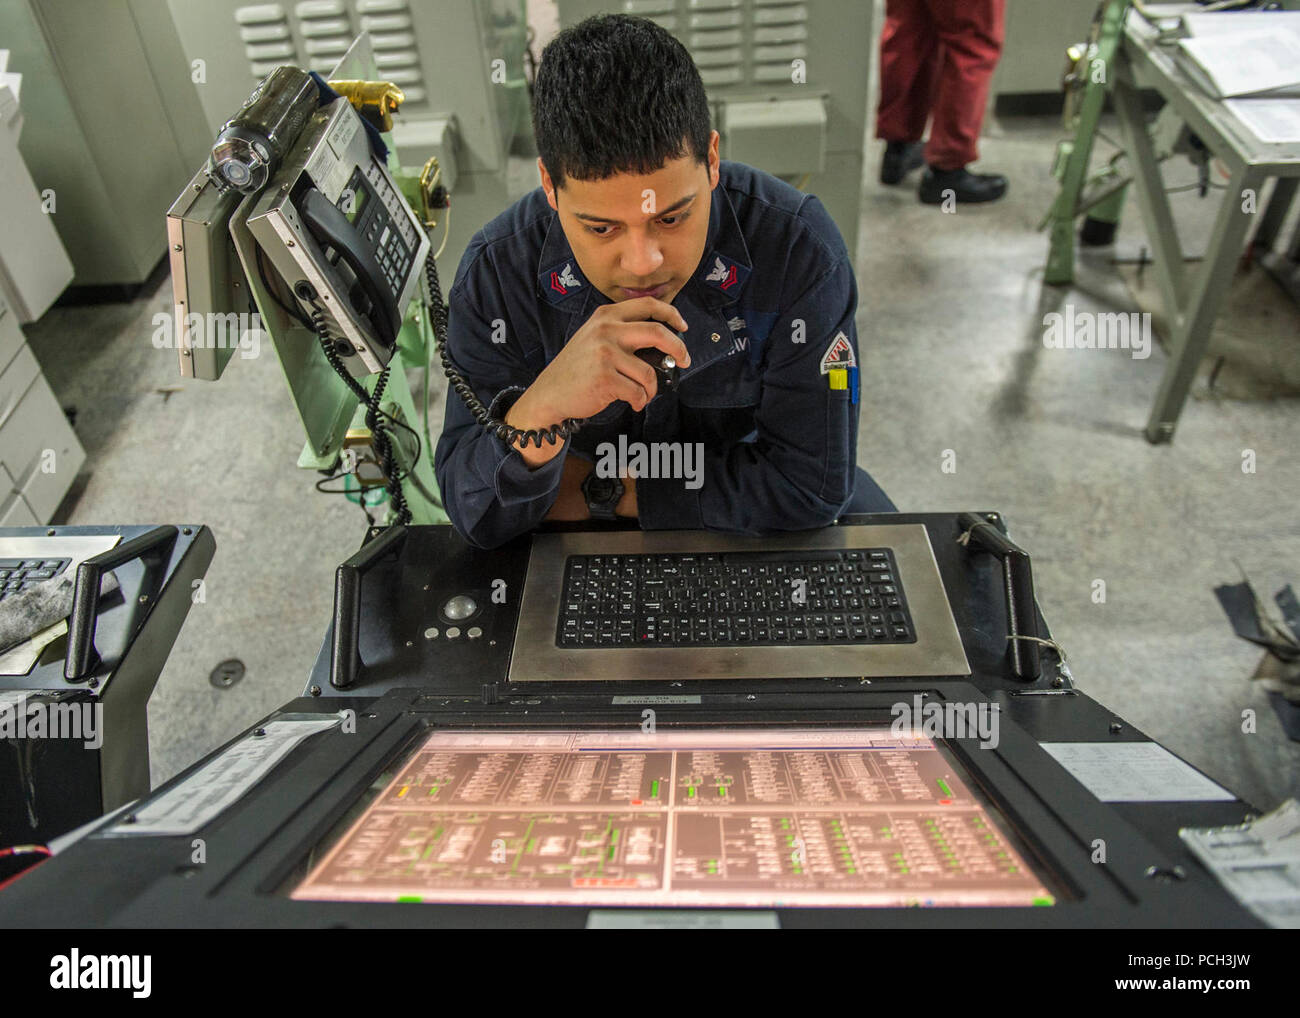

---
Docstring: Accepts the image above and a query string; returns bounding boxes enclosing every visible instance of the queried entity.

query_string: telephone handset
[298,185,399,349]
[245,96,429,377]
[430,288,686,450]
[634,344,680,391]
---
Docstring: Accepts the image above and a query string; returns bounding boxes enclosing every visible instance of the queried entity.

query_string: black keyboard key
[557,549,913,649]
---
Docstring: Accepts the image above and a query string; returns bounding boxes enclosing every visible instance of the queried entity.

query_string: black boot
[919,165,1008,204]
[880,141,925,185]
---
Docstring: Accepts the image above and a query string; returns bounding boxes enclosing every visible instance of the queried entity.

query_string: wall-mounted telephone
[246,97,429,377]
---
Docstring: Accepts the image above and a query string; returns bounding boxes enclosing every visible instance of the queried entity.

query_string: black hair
[532,14,711,188]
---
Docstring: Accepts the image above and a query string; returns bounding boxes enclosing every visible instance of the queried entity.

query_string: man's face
[538,131,720,306]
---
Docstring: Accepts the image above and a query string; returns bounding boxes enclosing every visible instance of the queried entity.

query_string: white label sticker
[1040,742,1234,802]
[103,716,342,836]
[587,910,779,929]
[610,695,702,705]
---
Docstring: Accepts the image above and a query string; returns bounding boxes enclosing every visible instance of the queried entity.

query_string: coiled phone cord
[422,248,583,449]
[306,300,413,526]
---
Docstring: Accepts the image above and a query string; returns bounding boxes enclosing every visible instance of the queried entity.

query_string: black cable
[299,219,581,527]
[423,247,582,449]
[306,302,413,526]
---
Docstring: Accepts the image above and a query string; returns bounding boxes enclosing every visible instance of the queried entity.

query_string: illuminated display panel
[292,728,1056,908]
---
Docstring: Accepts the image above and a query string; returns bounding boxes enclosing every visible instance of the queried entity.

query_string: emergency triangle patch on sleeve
[819,331,856,374]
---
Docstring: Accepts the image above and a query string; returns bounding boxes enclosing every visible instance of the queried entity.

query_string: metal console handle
[331,525,408,690]
[65,525,180,681]
[957,513,1041,681]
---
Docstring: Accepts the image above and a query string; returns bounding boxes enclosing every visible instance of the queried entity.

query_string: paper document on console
[1181,799,1300,929]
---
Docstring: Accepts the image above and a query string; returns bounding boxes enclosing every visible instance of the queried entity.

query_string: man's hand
[544,456,639,521]
[506,297,690,469]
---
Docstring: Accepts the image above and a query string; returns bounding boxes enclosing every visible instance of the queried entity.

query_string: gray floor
[22,113,1300,813]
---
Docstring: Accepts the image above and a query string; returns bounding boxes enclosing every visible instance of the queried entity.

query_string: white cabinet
[0,294,85,524]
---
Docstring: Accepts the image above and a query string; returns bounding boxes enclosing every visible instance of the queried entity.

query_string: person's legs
[922,0,1006,171]
[876,0,941,148]
[916,0,1008,204]
[843,466,898,515]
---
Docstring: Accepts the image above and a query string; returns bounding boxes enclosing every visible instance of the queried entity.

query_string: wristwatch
[581,472,625,521]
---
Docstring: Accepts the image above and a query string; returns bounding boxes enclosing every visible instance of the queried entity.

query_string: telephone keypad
[343,162,419,299]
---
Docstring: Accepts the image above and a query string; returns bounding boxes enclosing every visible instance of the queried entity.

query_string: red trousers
[876,0,1006,171]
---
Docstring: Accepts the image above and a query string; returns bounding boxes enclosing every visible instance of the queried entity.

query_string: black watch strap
[581,471,624,521]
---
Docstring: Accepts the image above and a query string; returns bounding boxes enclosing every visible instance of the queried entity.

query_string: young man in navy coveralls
[435,14,895,550]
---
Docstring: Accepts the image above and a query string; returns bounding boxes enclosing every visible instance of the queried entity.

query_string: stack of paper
[1180,799,1300,930]
[1176,28,1300,99]
[1180,11,1300,39]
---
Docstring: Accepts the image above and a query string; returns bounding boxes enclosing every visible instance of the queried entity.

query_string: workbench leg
[1043,0,1130,286]
[1142,164,1262,444]
[1255,177,1297,252]
[1112,74,1188,323]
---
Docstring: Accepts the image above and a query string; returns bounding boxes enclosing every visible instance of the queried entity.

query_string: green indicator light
[1032,896,1054,906]
[718,786,726,797]
[650,780,660,798]
[688,787,696,798]
[937,778,953,797]
[397,896,422,903]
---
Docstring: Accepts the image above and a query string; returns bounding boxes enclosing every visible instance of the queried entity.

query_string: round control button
[423,627,439,640]
[445,626,461,639]
[443,595,477,621]
[467,626,482,640]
